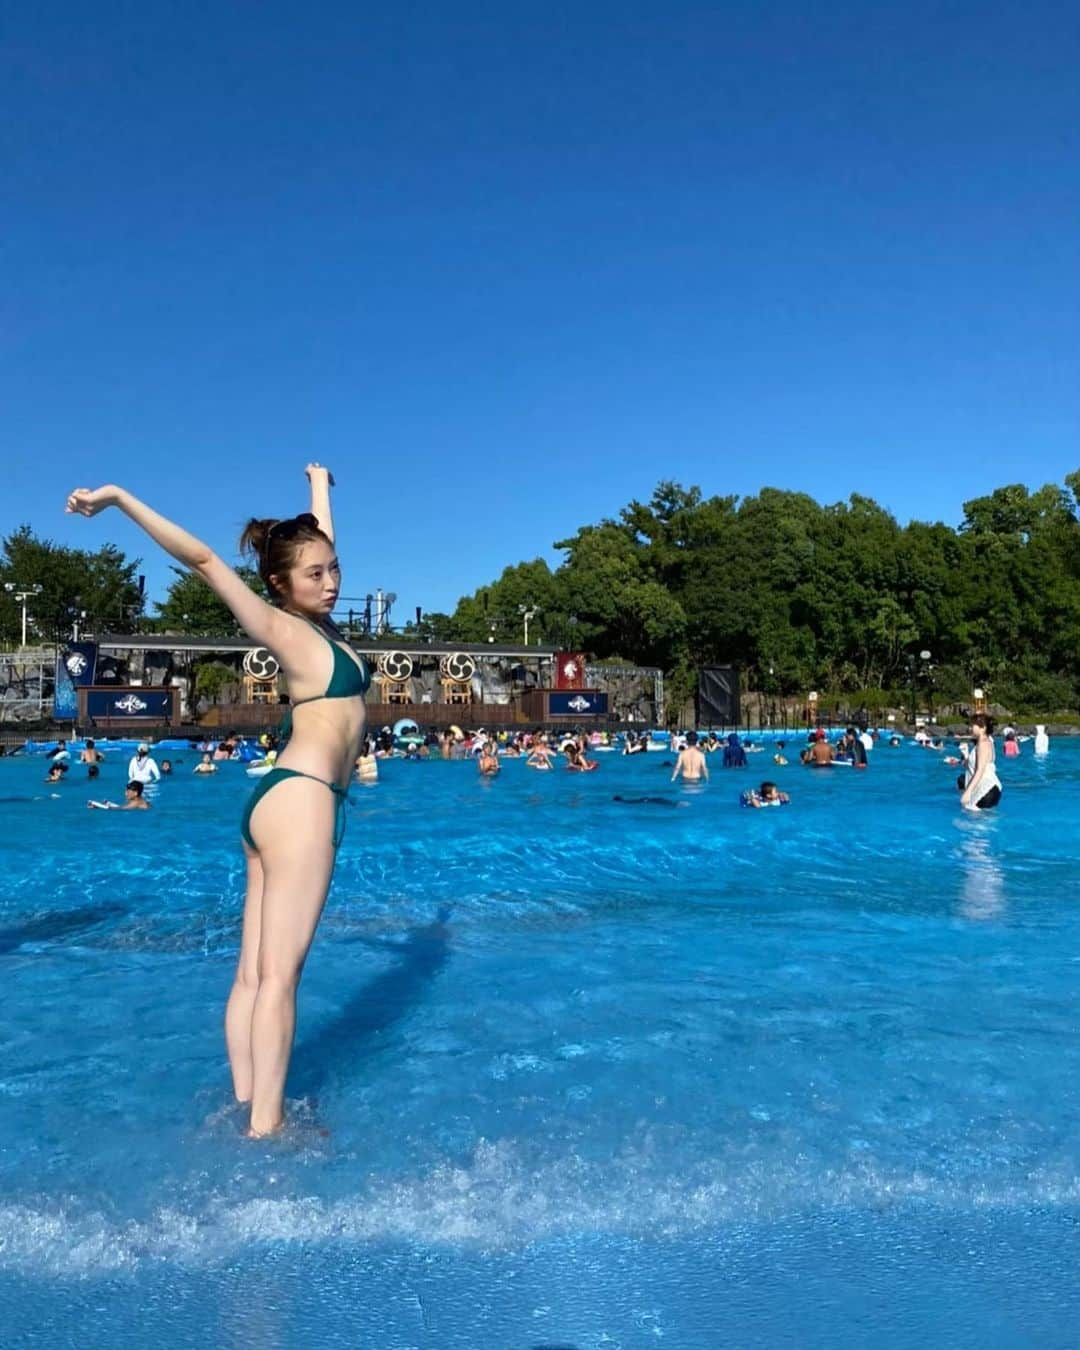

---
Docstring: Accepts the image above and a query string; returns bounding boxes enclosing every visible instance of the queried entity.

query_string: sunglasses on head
[268,513,319,541]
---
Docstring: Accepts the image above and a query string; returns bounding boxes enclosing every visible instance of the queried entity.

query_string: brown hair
[970,712,996,736]
[238,513,330,600]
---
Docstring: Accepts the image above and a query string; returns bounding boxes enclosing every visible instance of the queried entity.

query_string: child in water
[742,781,790,808]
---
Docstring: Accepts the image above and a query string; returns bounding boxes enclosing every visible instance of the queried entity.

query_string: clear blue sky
[3,1,1078,623]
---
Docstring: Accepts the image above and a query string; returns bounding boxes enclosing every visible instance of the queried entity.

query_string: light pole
[71,595,88,642]
[4,582,43,647]
[920,649,934,722]
[518,603,539,646]
[906,648,932,725]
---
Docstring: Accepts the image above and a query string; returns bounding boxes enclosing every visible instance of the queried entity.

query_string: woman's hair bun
[239,517,278,560]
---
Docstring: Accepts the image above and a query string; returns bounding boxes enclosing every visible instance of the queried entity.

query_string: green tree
[425,469,1080,716]
[194,661,240,705]
[154,566,265,634]
[0,525,143,643]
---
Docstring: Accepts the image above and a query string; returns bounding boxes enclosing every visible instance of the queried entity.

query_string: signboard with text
[81,687,178,724]
[547,690,608,718]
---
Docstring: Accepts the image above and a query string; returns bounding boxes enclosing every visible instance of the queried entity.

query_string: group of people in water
[40,712,1015,821]
[40,713,1016,818]
[41,737,199,808]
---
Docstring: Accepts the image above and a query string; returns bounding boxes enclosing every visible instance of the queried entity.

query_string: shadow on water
[0,902,128,954]
[289,906,452,1097]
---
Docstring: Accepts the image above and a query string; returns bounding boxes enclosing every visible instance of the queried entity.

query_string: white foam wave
[3,1140,1079,1277]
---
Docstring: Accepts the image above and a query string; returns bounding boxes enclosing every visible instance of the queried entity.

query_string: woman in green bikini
[66,464,368,1137]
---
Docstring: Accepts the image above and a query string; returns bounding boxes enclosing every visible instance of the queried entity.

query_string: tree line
[420,474,1080,717]
[4,473,1080,715]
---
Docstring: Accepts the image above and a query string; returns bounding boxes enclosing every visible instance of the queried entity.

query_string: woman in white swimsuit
[959,713,1002,811]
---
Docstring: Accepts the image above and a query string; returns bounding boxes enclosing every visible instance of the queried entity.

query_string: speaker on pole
[697,665,740,727]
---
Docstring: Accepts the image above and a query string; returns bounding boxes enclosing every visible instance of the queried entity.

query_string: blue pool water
[2,741,1079,1348]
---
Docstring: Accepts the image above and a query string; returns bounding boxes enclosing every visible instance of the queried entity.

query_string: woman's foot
[244,1119,284,1139]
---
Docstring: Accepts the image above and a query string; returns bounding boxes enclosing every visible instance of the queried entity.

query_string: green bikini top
[280,618,370,739]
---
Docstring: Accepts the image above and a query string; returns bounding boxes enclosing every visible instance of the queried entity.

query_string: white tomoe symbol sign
[115,694,148,713]
[66,652,88,676]
[567,695,591,712]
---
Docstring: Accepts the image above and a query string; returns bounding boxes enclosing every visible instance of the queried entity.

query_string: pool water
[2,742,1078,1348]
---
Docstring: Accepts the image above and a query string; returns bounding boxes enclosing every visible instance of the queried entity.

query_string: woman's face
[276,539,341,617]
[969,722,984,740]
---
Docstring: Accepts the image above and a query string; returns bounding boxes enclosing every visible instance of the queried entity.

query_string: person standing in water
[959,713,1003,811]
[672,731,709,783]
[67,463,368,1138]
[128,743,161,785]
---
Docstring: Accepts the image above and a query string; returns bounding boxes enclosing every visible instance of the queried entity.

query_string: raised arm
[305,463,335,544]
[66,485,289,650]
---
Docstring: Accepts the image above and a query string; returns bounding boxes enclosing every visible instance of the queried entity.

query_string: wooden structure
[243,674,279,704]
[375,677,412,705]
[198,701,520,731]
[441,679,472,705]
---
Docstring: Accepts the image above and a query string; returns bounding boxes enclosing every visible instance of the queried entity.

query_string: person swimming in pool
[87,780,151,810]
[526,736,554,770]
[806,731,835,767]
[742,781,790,808]
[565,737,597,771]
[193,752,217,774]
[67,462,367,1138]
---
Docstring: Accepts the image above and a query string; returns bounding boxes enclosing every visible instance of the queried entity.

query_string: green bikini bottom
[240,767,349,851]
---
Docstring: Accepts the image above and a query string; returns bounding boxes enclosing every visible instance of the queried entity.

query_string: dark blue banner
[54,644,99,720]
[85,689,174,719]
[548,691,608,717]
[63,643,98,687]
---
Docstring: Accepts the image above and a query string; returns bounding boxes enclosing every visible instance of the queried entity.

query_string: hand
[305,462,335,487]
[66,486,119,517]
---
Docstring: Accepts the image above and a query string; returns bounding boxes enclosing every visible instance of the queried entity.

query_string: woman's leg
[246,776,337,1136]
[224,846,264,1103]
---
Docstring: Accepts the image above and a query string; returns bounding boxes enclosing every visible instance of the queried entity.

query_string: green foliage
[443,471,1080,714]
[0,525,143,643]
[194,661,239,705]
[153,566,265,635]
